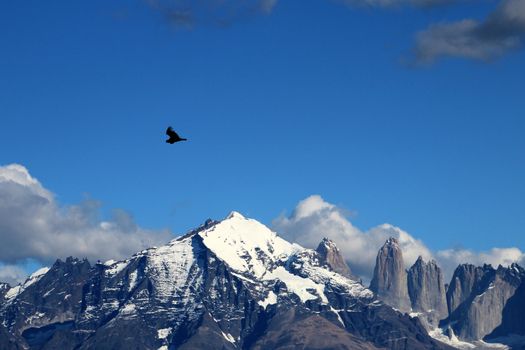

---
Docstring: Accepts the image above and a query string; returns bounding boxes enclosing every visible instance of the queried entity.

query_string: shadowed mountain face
[446,264,488,316]
[441,263,525,341]
[369,237,411,313]
[250,308,381,350]
[0,213,452,350]
[487,270,525,340]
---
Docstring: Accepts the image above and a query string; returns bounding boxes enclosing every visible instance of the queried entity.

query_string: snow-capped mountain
[0,212,450,349]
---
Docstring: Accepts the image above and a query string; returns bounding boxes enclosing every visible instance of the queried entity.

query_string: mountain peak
[385,236,399,246]
[370,237,411,312]
[198,213,297,278]
[407,255,448,327]
[319,237,336,247]
[315,238,356,280]
[225,211,246,220]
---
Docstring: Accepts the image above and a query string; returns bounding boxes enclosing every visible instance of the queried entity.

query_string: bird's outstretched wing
[166,126,179,138]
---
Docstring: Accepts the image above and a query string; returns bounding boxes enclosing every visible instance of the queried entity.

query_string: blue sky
[1,0,524,281]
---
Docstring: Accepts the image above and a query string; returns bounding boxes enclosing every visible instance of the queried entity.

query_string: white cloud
[436,247,525,278]
[0,264,28,286]
[0,164,172,279]
[0,164,52,201]
[273,195,432,280]
[273,195,524,282]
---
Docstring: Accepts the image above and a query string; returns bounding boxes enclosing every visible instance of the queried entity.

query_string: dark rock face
[2,257,92,339]
[487,266,525,339]
[407,257,448,327]
[441,264,525,341]
[369,237,411,313]
[0,215,451,350]
[0,324,21,350]
[251,308,380,350]
[446,264,487,315]
[316,238,357,281]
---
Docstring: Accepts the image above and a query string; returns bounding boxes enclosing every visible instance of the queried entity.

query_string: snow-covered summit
[194,212,372,303]
[127,211,372,307]
[198,211,301,278]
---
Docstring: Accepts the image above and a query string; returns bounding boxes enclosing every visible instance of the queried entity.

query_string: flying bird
[165,127,187,144]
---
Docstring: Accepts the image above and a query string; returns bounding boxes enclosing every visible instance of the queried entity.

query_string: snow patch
[145,235,201,302]
[128,270,138,291]
[5,285,21,300]
[258,291,277,308]
[43,288,55,298]
[429,328,476,349]
[120,303,136,315]
[268,266,327,303]
[105,261,128,276]
[221,331,236,343]
[26,312,46,325]
[157,328,171,339]
[330,306,345,326]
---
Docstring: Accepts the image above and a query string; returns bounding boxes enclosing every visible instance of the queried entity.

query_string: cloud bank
[2,164,522,285]
[0,164,172,283]
[272,195,432,280]
[273,195,525,281]
[145,0,525,63]
[413,0,525,63]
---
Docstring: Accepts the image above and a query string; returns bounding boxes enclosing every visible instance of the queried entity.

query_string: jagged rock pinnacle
[369,237,411,312]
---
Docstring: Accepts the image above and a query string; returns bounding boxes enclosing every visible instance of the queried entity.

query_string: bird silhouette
[166,127,187,144]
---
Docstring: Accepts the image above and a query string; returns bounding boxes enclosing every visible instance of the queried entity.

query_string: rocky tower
[316,238,357,281]
[407,256,448,327]
[369,237,411,312]
[446,264,487,315]
[443,264,525,341]
[487,264,525,339]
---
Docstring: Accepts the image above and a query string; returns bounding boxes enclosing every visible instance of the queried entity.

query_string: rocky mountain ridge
[368,237,525,349]
[0,212,451,350]
[2,211,525,349]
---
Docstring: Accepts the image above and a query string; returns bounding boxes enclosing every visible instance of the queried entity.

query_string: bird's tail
[181,138,188,141]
